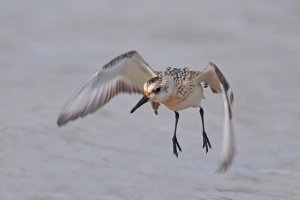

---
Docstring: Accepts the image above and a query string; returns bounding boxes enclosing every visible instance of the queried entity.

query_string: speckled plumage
[143,67,205,112]
[57,51,235,173]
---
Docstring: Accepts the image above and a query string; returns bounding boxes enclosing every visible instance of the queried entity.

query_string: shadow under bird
[57,50,235,172]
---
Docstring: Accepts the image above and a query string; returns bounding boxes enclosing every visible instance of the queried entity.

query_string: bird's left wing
[57,51,156,126]
[198,62,235,172]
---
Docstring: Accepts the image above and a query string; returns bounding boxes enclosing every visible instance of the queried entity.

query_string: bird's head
[131,76,168,113]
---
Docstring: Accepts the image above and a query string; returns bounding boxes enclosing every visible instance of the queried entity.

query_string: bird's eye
[153,87,161,94]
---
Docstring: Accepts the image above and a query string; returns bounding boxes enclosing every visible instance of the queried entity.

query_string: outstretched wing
[198,62,235,172]
[57,51,156,126]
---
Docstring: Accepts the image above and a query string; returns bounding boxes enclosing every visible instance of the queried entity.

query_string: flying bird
[57,51,235,172]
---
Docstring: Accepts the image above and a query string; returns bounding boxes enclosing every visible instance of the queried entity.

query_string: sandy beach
[1,1,300,199]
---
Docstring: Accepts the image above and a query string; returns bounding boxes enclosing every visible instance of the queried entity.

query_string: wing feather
[57,51,156,126]
[198,62,235,172]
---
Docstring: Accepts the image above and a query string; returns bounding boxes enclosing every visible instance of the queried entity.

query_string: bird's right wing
[198,62,235,172]
[57,51,156,126]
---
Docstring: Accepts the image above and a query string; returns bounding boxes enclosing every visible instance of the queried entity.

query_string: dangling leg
[172,111,182,157]
[200,107,211,153]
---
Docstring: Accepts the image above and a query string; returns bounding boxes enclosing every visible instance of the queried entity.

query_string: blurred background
[1,0,299,199]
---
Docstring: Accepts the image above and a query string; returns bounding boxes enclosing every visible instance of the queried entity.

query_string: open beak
[130,95,149,113]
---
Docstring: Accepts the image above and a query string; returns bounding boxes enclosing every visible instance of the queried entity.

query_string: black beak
[130,95,149,113]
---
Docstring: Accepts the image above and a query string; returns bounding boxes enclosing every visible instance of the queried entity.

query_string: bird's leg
[200,107,211,153]
[172,111,182,157]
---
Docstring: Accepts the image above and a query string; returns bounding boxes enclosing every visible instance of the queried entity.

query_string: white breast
[176,84,205,111]
[162,82,205,111]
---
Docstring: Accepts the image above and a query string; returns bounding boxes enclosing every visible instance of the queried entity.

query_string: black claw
[173,137,178,157]
[172,111,182,158]
[172,136,182,157]
[202,131,211,153]
[199,107,212,153]
[176,140,182,152]
[173,150,178,157]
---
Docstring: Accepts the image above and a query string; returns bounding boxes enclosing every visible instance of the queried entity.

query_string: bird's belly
[163,87,204,111]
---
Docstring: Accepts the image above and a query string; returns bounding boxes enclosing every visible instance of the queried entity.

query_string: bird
[57,50,235,172]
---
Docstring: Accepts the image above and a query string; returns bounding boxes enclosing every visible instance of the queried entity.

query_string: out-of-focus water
[1,1,300,199]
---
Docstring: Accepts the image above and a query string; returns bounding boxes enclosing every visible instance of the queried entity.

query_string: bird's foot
[202,131,211,153]
[172,136,182,157]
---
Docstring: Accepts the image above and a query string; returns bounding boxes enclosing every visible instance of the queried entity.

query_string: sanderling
[57,50,235,172]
